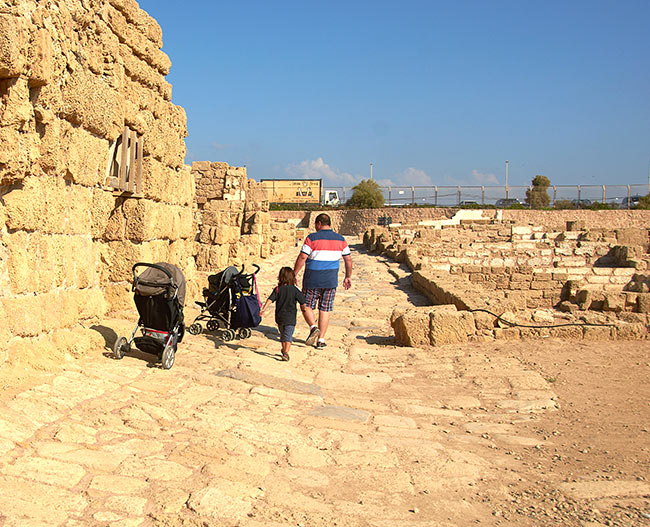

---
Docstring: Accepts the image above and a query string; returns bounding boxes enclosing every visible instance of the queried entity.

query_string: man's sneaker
[316,340,327,349]
[305,327,320,346]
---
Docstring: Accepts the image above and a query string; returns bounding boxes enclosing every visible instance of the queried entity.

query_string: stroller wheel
[188,323,202,335]
[113,336,129,360]
[206,320,219,332]
[237,328,252,339]
[161,345,175,370]
[222,329,236,342]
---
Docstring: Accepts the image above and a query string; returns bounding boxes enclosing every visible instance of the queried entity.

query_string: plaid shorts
[302,287,336,312]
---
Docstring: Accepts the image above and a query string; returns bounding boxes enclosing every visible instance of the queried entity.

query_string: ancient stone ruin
[0,0,297,370]
[365,212,650,346]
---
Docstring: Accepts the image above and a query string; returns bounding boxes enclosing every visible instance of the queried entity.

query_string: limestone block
[63,125,109,187]
[0,13,30,78]
[390,307,430,347]
[61,69,123,139]
[90,189,118,240]
[103,282,131,313]
[143,105,187,169]
[108,0,164,48]
[0,127,41,184]
[123,200,186,242]
[101,4,171,75]
[0,77,33,129]
[493,327,520,340]
[27,28,53,86]
[105,240,169,281]
[4,176,92,235]
[582,326,614,341]
[638,294,650,314]
[52,326,105,359]
[615,321,647,339]
[428,305,474,346]
[603,293,625,312]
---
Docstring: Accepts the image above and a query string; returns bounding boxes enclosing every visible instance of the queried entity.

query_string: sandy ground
[0,240,648,526]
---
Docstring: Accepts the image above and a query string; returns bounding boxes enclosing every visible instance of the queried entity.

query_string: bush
[589,202,615,210]
[346,179,385,208]
[525,175,551,209]
[637,194,650,210]
[554,199,576,210]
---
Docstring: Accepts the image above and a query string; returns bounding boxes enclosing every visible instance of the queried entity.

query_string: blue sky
[138,0,650,190]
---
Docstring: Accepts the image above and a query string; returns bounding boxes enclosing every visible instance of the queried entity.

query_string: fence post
[435,186,438,207]
[388,186,392,206]
[602,185,606,204]
[628,185,631,209]
[411,186,415,205]
[457,186,461,206]
[577,185,581,207]
[553,186,557,207]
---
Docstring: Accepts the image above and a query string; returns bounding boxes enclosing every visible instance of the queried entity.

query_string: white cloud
[376,178,396,186]
[211,142,231,151]
[393,167,433,186]
[471,170,499,185]
[286,157,357,186]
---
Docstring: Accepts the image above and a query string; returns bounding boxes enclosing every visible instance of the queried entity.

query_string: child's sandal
[281,351,290,361]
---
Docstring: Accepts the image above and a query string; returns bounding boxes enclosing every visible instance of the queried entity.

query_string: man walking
[293,213,352,349]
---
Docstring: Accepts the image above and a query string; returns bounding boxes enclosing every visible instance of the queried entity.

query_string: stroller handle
[236,264,260,276]
[132,263,177,289]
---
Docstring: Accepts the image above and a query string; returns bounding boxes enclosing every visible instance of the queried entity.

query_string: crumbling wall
[193,162,296,272]
[0,0,193,367]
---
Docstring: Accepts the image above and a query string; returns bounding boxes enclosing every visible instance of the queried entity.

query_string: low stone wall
[390,305,648,347]
[272,207,650,237]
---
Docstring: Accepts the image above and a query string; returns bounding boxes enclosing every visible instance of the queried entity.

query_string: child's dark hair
[278,266,295,286]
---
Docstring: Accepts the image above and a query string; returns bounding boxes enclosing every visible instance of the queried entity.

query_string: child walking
[260,267,308,361]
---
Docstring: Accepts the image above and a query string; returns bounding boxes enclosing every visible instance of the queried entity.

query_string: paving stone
[3,457,85,488]
[373,414,418,428]
[105,495,148,516]
[308,405,370,423]
[89,475,149,495]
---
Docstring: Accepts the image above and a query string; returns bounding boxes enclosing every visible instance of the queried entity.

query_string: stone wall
[193,162,296,273]
[0,1,193,367]
[272,207,650,236]
[367,216,650,345]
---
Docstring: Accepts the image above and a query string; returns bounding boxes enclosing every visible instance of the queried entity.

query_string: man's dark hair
[278,266,295,286]
[315,213,331,227]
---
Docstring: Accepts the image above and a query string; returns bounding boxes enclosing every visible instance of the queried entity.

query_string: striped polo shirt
[301,229,350,289]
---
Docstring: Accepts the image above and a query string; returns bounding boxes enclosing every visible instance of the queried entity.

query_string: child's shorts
[278,325,295,343]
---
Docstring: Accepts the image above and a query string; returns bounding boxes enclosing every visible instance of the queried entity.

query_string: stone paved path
[0,240,559,526]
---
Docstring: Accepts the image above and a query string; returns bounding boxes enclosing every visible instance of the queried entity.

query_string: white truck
[323,190,340,206]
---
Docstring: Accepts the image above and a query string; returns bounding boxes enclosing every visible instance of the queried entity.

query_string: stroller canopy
[134,262,186,307]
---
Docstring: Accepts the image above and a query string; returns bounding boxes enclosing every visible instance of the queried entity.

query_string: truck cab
[323,190,340,206]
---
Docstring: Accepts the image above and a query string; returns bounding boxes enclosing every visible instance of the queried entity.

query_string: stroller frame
[113,262,185,370]
[188,264,259,342]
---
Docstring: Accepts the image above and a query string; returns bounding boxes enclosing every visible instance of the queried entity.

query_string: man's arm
[342,254,352,290]
[293,252,308,284]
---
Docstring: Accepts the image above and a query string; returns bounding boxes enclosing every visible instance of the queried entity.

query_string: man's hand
[343,277,351,290]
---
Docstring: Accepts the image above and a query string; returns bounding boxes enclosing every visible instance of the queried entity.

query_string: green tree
[525,175,551,209]
[346,179,385,208]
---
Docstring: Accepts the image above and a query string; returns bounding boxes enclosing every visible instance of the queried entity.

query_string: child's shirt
[268,285,306,326]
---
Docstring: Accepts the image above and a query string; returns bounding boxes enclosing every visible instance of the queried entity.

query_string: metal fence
[325,184,650,208]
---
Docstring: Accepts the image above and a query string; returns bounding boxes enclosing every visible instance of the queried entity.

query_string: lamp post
[505,160,509,200]
[370,162,373,180]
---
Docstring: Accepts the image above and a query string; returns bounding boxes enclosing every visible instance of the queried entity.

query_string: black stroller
[188,264,260,341]
[113,262,186,370]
